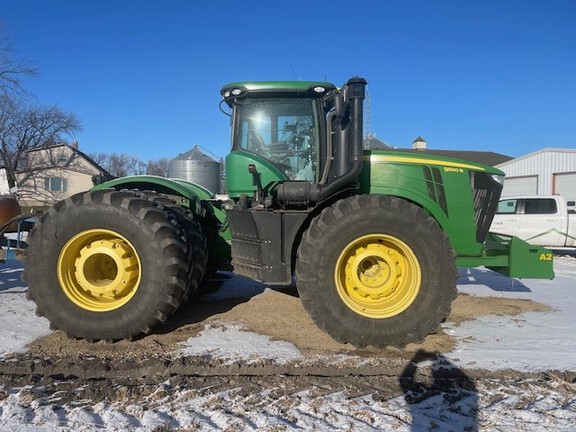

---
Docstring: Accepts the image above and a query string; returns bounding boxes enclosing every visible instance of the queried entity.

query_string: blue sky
[1,0,575,161]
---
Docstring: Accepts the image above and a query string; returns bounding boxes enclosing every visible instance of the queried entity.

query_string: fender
[92,174,228,235]
[92,175,219,219]
[92,175,214,201]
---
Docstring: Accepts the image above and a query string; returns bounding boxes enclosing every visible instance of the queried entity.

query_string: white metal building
[496,148,576,202]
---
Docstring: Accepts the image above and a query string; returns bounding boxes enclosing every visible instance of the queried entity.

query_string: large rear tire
[296,195,458,348]
[23,190,200,341]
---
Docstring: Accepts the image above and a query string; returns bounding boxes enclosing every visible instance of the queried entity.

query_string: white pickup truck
[490,195,576,248]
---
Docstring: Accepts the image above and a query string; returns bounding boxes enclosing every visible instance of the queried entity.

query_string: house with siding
[15,143,111,210]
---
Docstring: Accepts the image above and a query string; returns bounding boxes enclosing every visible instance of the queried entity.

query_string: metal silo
[168,146,221,194]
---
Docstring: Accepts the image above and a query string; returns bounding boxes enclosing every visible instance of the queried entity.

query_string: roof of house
[23,143,111,176]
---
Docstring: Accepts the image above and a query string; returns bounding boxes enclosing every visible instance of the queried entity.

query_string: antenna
[290,62,297,80]
[364,90,372,140]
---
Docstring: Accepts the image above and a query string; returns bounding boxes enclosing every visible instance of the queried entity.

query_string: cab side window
[524,199,557,215]
[497,199,518,214]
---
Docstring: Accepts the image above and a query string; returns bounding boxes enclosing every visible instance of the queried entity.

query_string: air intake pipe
[276,77,367,205]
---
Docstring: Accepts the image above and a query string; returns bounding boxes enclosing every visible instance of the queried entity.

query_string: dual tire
[24,189,206,341]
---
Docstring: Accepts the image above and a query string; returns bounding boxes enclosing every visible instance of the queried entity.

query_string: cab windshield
[235,97,319,181]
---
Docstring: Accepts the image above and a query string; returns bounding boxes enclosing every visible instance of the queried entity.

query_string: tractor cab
[221,78,367,208]
[230,94,320,182]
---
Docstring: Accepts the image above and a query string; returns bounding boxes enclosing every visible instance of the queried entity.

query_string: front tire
[23,190,196,341]
[296,195,458,348]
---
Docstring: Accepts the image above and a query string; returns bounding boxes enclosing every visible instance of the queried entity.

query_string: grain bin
[168,146,221,194]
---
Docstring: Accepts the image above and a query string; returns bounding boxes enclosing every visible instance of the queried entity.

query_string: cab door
[518,198,564,246]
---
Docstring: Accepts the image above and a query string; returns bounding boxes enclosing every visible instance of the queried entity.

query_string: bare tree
[87,152,108,168]
[0,103,82,190]
[128,156,147,176]
[107,153,131,177]
[146,157,170,177]
[0,26,39,99]
[88,152,147,178]
[0,27,81,196]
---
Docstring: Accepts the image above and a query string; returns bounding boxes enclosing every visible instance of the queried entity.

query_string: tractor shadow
[458,267,531,292]
[154,272,298,335]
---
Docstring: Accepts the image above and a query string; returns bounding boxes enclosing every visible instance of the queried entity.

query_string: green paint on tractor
[21,76,554,349]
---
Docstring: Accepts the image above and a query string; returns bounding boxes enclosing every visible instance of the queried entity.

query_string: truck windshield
[235,97,319,181]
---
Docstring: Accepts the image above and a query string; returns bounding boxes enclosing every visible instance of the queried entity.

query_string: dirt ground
[23,282,551,365]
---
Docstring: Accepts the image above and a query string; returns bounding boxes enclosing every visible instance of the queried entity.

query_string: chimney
[71,140,79,150]
[412,136,427,150]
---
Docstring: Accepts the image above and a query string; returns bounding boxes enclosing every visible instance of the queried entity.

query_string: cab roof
[220,81,337,101]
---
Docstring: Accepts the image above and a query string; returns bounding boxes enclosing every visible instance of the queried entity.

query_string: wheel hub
[353,247,394,293]
[335,234,421,319]
[58,230,141,312]
[74,238,139,299]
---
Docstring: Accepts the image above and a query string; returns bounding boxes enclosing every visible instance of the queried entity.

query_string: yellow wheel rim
[57,229,141,312]
[335,234,421,319]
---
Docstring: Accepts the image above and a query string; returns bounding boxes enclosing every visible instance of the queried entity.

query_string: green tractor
[23,77,554,348]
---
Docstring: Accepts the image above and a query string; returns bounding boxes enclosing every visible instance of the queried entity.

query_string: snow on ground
[444,255,576,371]
[0,376,574,431]
[2,257,576,371]
[178,256,576,373]
[0,260,50,358]
[1,255,576,431]
[178,323,303,364]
